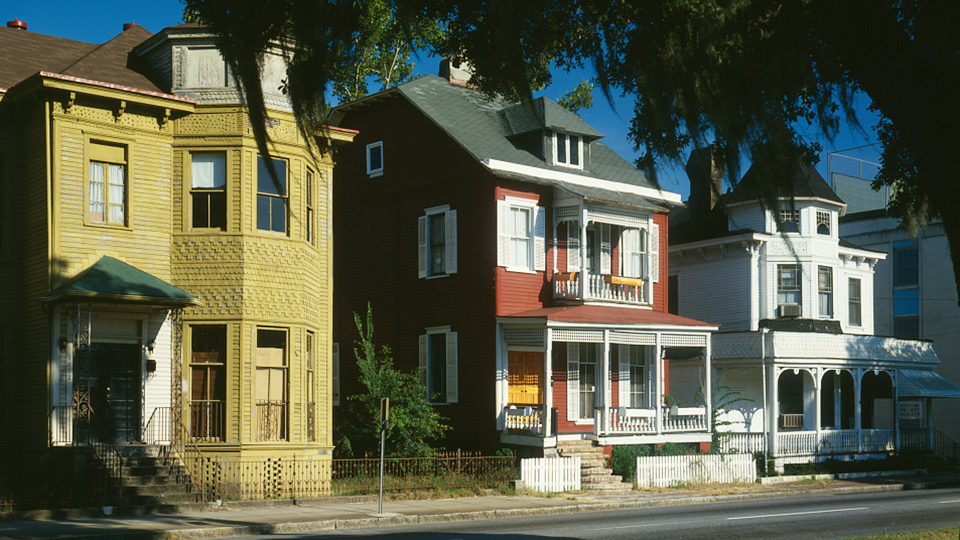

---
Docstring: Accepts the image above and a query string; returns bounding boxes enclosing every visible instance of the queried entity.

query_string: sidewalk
[1,472,957,540]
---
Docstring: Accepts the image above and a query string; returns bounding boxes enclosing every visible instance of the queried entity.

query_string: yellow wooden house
[0,20,352,504]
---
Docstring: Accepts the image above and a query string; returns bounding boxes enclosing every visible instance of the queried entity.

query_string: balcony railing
[503,405,544,435]
[191,400,225,442]
[553,272,646,305]
[257,400,288,441]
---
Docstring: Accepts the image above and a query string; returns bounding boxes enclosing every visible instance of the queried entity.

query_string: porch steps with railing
[556,440,631,493]
[95,450,202,511]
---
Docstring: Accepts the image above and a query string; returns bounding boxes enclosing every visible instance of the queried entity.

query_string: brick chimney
[438,58,474,88]
[685,146,724,218]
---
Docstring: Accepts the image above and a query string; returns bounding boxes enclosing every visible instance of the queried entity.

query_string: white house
[668,148,960,470]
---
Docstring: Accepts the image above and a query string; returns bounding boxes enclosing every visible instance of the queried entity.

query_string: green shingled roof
[391,75,660,192]
[43,256,198,307]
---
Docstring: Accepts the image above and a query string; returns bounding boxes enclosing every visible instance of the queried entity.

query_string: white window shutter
[497,200,510,267]
[332,342,341,406]
[600,223,612,275]
[568,224,580,272]
[567,344,579,421]
[445,331,458,403]
[417,215,428,278]
[445,210,457,274]
[419,334,428,399]
[534,206,546,271]
[650,223,660,283]
[618,344,630,407]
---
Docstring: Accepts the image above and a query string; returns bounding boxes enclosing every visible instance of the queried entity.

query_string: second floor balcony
[553,272,646,305]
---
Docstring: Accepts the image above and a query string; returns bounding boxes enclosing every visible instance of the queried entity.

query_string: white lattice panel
[555,205,581,222]
[552,329,603,343]
[661,334,707,347]
[503,328,545,346]
[587,206,646,227]
[609,331,656,345]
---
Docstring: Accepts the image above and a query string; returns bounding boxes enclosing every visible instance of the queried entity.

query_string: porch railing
[256,400,288,441]
[144,406,173,445]
[716,432,765,454]
[607,407,656,434]
[776,429,891,457]
[190,400,225,442]
[503,405,544,435]
[662,406,708,432]
[553,272,646,305]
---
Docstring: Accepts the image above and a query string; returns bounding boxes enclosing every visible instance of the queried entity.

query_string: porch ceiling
[898,369,960,399]
[501,305,716,328]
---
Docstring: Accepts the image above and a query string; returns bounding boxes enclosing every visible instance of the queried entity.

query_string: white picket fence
[520,457,581,493]
[636,454,756,488]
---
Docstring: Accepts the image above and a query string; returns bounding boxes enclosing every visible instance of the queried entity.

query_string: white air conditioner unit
[779,303,801,317]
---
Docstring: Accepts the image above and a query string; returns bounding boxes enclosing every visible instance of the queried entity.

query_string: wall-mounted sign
[898,401,922,420]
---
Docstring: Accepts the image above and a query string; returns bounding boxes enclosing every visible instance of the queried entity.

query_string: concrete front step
[583,482,633,492]
[582,474,623,484]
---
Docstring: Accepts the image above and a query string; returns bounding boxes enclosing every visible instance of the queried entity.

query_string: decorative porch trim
[661,334,707,347]
[586,206,646,228]
[552,329,603,343]
[503,328,545,347]
[609,331,656,345]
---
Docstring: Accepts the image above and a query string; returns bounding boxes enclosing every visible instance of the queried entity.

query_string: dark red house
[330,63,717,456]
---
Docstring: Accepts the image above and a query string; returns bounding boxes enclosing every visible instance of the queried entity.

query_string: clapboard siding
[676,255,752,331]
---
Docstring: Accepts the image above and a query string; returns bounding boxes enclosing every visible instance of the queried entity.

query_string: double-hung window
[88,141,127,226]
[777,264,801,317]
[567,343,598,421]
[418,205,457,277]
[256,156,287,234]
[818,266,833,318]
[848,278,862,327]
[419,327,458,404]
[306,170,315,244]
[255,328,288,441]
[191,151,226,230]
[366,141,383,177]
[553,132,582,168]
[893,240,920,338]
[618,344,652,409]
[190,325,226,441]
[497,197,545,272]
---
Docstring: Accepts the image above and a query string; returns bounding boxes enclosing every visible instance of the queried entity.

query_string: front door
[76,342,142,443]
[508,351,543,405]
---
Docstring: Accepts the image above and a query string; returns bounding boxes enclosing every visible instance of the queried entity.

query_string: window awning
[898,369,960,399]
[42,256,199,308]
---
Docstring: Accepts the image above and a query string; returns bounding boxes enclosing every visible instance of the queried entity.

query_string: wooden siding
[675,254,752,330]
[495,183,554,316]
[333,96,502,452]
[652,213,669,312]
[727,204,766,233]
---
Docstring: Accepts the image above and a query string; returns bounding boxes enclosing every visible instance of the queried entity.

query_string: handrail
[83,409,125,505]
[169,418,213,502]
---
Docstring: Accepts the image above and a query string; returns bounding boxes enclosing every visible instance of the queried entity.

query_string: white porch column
[770,366,779,458]
[544,328,553,438]
[815,367,822,448]
[655,332,662,434]
[579,209,589,298]
[855,368,863,452]
[601,330,610,436]
[704,335,712,434]
[893,370,900,452]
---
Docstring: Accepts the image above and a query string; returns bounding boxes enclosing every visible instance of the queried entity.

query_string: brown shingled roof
[0,24,161,93]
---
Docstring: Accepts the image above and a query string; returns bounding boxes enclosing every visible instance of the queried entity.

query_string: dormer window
[777,209,799,233]
[554,132,582,168]
[817,210,831,235]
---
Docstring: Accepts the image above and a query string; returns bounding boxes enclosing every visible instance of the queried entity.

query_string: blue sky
[6,1,882,199]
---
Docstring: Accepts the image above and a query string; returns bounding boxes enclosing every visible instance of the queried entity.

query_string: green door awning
[898,369,960,399]
[42,256,199,307]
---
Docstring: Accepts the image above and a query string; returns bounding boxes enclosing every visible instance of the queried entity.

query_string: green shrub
[610,445,651,480]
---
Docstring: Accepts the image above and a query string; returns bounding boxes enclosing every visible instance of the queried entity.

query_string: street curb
[62,481,955,540]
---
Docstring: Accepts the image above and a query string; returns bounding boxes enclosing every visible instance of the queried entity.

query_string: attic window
[777,209,799,233]
[366,141,383,177]
[817,210,831,235]
[553,132,582,168]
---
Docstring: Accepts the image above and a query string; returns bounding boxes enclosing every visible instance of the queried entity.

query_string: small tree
[335,304,447,458]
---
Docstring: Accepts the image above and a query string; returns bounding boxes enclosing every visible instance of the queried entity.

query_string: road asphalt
[1,471,957,539]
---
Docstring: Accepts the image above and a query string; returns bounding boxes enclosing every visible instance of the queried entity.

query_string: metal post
[378,397,389,515]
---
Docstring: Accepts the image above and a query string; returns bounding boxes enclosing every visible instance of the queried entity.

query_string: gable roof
[42,256,198,307]
[334,75,674,205]
[0,24,162,93]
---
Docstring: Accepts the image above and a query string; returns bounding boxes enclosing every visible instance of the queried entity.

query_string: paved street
[228,488,960,540]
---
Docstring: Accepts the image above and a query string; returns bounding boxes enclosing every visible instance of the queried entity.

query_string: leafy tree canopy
[186,0,960,303]
[335,304,448,458]
[556,80,594,117]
